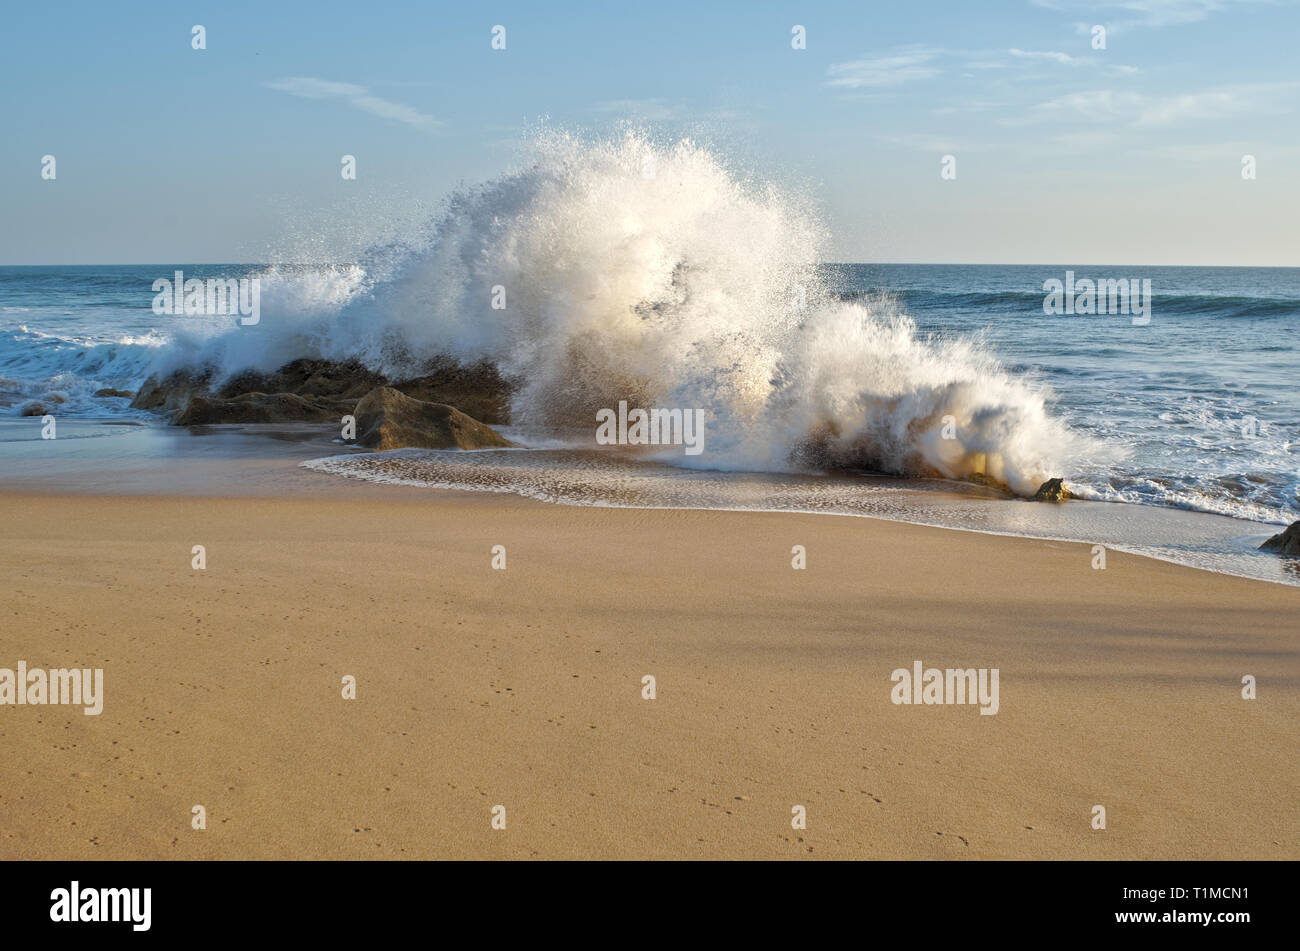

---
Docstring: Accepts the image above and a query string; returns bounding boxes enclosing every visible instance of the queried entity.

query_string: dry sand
[1,486,1296,859]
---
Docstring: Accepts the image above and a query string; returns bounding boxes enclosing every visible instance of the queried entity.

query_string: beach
[2,449,1296,860]
[2,160,1297,865]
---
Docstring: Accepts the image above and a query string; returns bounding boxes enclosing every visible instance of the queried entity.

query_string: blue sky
[2,0,1297,265]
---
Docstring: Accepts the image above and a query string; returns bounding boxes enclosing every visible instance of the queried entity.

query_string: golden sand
[1,489,1296,859]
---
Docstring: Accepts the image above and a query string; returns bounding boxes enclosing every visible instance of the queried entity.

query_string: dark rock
[134,357,513,425]
[19,400,51,417]
[1260,520,1300,556]
[130,368,215,416]
[389,357,512,425]
[93,388,136,398]
[175,392,355,425]
[1032,477,1071,502]
[215,358,386,402]
[351,386,515,451]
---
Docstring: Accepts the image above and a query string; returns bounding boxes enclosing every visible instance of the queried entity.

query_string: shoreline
[302,458,1299,589]
[1,417,1296,588]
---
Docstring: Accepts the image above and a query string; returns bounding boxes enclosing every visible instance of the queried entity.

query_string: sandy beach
[2,462,1296,860]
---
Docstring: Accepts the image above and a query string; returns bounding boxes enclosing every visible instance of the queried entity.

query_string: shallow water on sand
[2,417,1295,587]
[301,441,1299,588]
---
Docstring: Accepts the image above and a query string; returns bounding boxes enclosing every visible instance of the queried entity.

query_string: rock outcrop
[93,388,136,398]
[350,387,515,451]
[1259,520,1300,556]
[175,392,355,425]
[130,368,215,417]
[386,357,511,426]
[214,359,385,403]
[131,357,514,426]
[1032,477,1071,502]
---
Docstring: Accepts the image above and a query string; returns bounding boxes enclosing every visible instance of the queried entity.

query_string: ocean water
[1,135,1297,584]
[838,263,1300,525]
[3,261,1296,520]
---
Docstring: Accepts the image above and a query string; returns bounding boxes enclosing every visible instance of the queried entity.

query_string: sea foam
[156,131,1089,495]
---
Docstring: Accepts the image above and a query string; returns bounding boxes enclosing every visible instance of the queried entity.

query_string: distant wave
[839,288,1300,320]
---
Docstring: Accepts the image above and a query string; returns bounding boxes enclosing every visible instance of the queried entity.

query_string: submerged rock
[93,388,135,398]
[351,386,515,451]
[19,400,51,417]
[175,392,354,425]
[1259,520,1300,556]
[1032,477,1071,502]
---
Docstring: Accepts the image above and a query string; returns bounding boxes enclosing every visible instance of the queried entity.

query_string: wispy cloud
[1005,47,1138,74]
[1008,47,1089,66]
[1040,0,1270,31]
[1008,81,1299,126]
[826,48,942,89]
[265,77,439,128]
[834,45,1134,87]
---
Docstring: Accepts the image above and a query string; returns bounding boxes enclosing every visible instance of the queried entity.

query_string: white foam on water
[172,131,1102,496]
